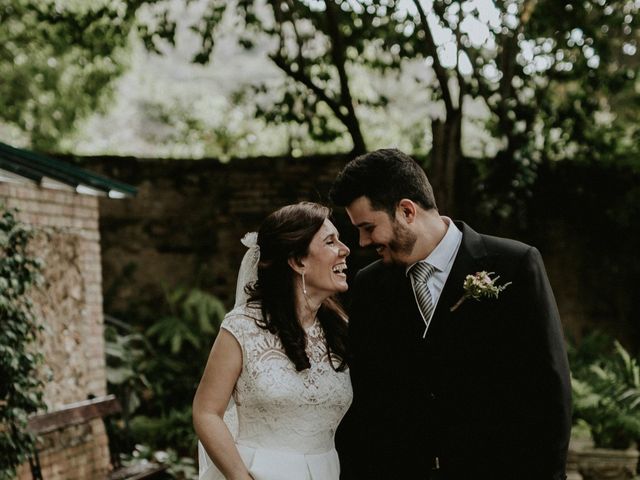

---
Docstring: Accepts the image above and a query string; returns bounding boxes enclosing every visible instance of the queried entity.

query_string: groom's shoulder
[354,259,393,283]
[477,231,537,261]
[483,232,531,254]
[461,221,534,259]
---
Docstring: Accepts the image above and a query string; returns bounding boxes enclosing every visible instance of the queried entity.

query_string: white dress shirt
[406,217,463,337]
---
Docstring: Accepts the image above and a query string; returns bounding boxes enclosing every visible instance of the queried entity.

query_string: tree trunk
[430,108,462,216]
[324,0,366,157]
[345,113,366,156]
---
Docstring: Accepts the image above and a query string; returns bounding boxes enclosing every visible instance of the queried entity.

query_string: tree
[477,0,640,217]
[3,1,638,216]
[373,0,640,213]
[141,0,438,157]
[144,0,638,214]
[0,0,142,150]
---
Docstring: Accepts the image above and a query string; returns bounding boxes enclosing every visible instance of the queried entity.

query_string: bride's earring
[302,271,307,295]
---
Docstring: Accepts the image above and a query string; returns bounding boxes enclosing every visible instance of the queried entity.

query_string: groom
[330,149,572,480]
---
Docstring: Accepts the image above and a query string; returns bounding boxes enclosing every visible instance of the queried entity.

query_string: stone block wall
[0,183,111,480]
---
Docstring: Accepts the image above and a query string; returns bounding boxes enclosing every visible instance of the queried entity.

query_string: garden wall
[74,155,640,349]
[76,155,347,314]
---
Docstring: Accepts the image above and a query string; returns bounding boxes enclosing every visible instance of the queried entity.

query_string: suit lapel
[430,222,489,327]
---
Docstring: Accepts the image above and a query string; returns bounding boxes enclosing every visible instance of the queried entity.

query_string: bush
[571,337,640,449]
[0,207,44,479]
[130,408,197,454]
[105,287,226,459]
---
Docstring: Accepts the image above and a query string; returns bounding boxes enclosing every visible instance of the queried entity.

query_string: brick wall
[0,182,111,480]
[82,155,349,315]
[75,155,639,347]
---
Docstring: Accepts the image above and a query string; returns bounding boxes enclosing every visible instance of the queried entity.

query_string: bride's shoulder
[221,303,263,335]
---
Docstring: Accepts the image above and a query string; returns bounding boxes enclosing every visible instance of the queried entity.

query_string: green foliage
[129,407,197,455]
[105,326,153,417]
[141,0,420,153]
[106,286,226,458]
[141,288,225,452]
[146,287,225,355]
[138,0,640,215]
[0,206,44,478]
[571,335,640,449]
[0,0,140,150]
[4,0,638,216]
[466,0,640,217]
[4,0,639,208]
[568,330,616,375]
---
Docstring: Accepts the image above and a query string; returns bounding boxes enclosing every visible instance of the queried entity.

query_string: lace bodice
[221,304,352,454]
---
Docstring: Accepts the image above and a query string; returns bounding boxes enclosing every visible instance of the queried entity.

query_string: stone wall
[75,155,639,347]
[0,183,111,480]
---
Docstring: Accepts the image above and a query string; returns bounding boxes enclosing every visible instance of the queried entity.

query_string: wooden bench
[27,395,168,480]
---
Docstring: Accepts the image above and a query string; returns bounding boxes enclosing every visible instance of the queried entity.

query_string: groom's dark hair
[329,148,437,216]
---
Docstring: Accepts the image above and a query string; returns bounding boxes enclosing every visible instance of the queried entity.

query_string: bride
[193,202,353,480]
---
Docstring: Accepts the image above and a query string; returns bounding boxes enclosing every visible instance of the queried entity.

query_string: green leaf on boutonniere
[450,271,511,312]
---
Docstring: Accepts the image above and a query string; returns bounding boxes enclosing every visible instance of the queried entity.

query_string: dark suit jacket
[336,222,572,480]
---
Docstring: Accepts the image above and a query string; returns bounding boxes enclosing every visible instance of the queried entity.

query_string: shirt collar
[406,217,462,276]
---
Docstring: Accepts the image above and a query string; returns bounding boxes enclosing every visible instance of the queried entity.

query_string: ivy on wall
[0,206,45,479]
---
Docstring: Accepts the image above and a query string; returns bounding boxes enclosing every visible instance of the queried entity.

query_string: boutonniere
[450,271,512,312]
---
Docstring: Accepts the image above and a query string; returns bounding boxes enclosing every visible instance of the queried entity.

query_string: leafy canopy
[0,0,140,150]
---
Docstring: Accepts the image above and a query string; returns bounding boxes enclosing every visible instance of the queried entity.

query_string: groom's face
[345,196,417,265]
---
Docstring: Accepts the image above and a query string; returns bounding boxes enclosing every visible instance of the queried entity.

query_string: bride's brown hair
[246,202,348,372]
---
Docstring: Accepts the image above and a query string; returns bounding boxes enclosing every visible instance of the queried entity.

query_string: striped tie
[410,262,436,338]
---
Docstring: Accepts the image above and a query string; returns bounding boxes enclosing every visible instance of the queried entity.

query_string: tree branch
[497,0,538,134]
[413,0,455,115]
[323,0,366,153]
[269,53,345,121]
[454,10,466,108]
[266,0,365,153]
[462,47,496,110]
[267,0,287,57]
[284,0,306,70]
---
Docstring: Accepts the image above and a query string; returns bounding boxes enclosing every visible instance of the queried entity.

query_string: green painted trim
[0,142,136,197]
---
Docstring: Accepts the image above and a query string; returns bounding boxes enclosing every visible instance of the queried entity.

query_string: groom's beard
[382,221,417,264]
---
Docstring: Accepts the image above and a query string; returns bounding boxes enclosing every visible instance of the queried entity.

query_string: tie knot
[410,262,435,283]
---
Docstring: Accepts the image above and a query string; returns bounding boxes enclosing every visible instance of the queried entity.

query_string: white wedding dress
[198,304,353,480]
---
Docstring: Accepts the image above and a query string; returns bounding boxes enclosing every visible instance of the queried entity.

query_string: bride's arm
[193,329,253,480]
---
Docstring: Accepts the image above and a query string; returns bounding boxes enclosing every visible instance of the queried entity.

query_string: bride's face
[300,219,350,298]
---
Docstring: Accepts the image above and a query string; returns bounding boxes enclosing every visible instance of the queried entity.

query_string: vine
[0,206,44,479]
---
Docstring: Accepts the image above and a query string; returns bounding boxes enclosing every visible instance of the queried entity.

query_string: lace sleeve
[220,305,261,355]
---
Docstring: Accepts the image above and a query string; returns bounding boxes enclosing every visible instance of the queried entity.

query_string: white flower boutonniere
[450,271,512,312]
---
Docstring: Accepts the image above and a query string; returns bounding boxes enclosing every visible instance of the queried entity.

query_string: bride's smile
[299,219,350,297]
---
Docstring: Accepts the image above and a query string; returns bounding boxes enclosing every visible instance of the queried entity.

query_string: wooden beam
[28,395,122,435]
